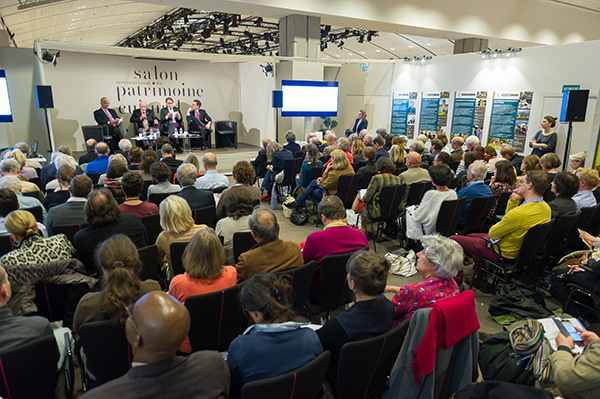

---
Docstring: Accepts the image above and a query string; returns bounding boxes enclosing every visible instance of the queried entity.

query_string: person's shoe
[261,194,270,202]
[283,201,300,211]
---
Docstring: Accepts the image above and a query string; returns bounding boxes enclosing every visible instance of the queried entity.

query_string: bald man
[79,138,98,165]
[450,136,465,162]
[81,291,230,399]
[398,151,430,211]
[194,153,230,190]
[130,101,159,128]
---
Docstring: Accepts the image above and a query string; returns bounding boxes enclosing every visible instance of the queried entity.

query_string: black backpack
[478,331,537,386]
[488,283,552,319]
[290,209,309,226]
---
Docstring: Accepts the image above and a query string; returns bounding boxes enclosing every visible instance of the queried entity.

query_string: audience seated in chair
[85,142,111,176]
[227,273,322,395]
[283,130,301,154]
[14,141,42,170]
[119,172,159,217]
[159,143,182,171]
[74,189,148,274]
[548,171,579,219]
[0,188,47,237]
[0,210,75,267]
[573,168,599,212]
[451,170,551,286]
[251,137,271,180]
[168,229,237,353]
[81,291,230,399]
[79,138,98,165]
[487,160,517,218]
[41,145,75,186]
[373,136,389,161]
[260,142,293,195]
[216,186,255,265]
[46,174,92,235]
[356,147,377,175]
[0,176,47,223]
[353,157,403,222]
[235,208,303,282]
[194,152,230,190]
[385,235,463,325]
[317,250,393,386]
[44,165,75,210]
[303,196,368,300]
[0,265,54,351]
[46,154,79,190]
[295,144,323,189]
[1,158,39,193]
[399,151,430,207]
[73,235,160,333]
[147,162,180,199]
[405,164,457,240]
[139,150,158,182]
[175,163,215,211]
[216,160,260,221]
[4,149,37,180]
[456,160,493,229]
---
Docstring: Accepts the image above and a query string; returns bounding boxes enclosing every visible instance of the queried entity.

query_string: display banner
[438,91,450,134]
[451,92,477,137]
[419,92,440,134]
[391,91,417,138]
[474,91,488,140]
[512,91,533,152]
[488,91,520,148]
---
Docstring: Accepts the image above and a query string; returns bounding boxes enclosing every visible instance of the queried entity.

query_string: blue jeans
[294,179,323,207]
[261,169,273,191]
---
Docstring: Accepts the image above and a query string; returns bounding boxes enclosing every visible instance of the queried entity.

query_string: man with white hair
[94,97,127,148]
[45,155,78,191]
[363,133,374,147]
[251,137,271,179]
[418,134,430,156]
[129,101,158,129]
[465,135,480,152]
[176,163,215,210]
[456,160,492,229]
[0,159,39,192]
[322,132,338,158]
[0,175,47,223]
[118,139,133,162]
[359,129,369,141]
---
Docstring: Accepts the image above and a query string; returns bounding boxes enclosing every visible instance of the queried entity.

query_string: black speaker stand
[562,121,573,171]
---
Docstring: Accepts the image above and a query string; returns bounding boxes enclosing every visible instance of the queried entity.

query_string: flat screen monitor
[281,80,338,117]
[0,70,13,123]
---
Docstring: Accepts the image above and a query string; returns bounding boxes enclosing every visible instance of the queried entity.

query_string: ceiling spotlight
[255,17,263,26]
[260,63,273,76]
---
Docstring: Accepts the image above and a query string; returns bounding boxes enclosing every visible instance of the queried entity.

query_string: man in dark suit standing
[176,163,215,210]
[93,97,127,148]
[186,100,212,150]
[130,101,159,131]
[352,109,368,133]
[159,97,183,135]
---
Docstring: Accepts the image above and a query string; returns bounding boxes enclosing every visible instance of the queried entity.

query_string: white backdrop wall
[43,51,246,150]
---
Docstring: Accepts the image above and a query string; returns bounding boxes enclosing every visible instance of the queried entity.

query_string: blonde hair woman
[261,140,294,194]
[352,140,366,163]
[168,228,237,353]
[155,195,207,268]
[4,149,37,180]
[0,210,75,267]
[389,144,407,168]
[285,149,355,209]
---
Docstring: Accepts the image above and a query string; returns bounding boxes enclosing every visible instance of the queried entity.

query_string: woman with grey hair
[283,130,301,153]
[385,234,463,325]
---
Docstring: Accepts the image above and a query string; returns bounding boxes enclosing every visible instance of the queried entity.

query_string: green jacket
[362,173,403,219]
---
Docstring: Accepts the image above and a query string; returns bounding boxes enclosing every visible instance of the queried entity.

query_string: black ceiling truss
[117,8,378,57]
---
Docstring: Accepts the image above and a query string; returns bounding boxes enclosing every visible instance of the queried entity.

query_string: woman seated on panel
[216,186,255,265]
[385,234,463,326]
[405,164,457,240]
[155,195,207,270]
[168,229,237,353]
[487,159,517,218]
[0,210,76,267]
[317,250,394,385]
[227,273,322,393]
[73,234,161,332]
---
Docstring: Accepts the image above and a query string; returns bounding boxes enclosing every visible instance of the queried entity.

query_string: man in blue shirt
[457,160,492,228]
[573,168,599,212]
[85,142,110,175]
[194,153,230,190]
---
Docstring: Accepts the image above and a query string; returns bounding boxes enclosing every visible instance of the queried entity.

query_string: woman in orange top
[168,228,237,353]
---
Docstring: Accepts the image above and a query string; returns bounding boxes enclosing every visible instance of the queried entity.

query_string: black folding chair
[78,321,131,390]
[192,206,216,228]
[140,213,162,243]
[474,222,552,289]
[336,321,410,399]
[459,194,498,235]
[494,191,512,217]
[184,284,247,352]
[308,252,355,320]
[241,351,331,399]
[170,241,189,276]
[405,181,432,207]
[352,162,366,173]
[22,189,44,203]
[0,335,60,399]
[335,174,360,209]
[34,282,91,329]
[276,158,303,202]
[358,171,376,190]
[52,223,90,243]
[308,166,324,182]
[233,231,257,264]
[436,197,466,237]
[275,261,316,315]
[87,173,102,185]
[567,206,598,252]
[137,245,164,288]
[536,213,580,271]
[25,205,44,224]
[148,192,171,205]
[0,234,16,257]
[362,185,406,252]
